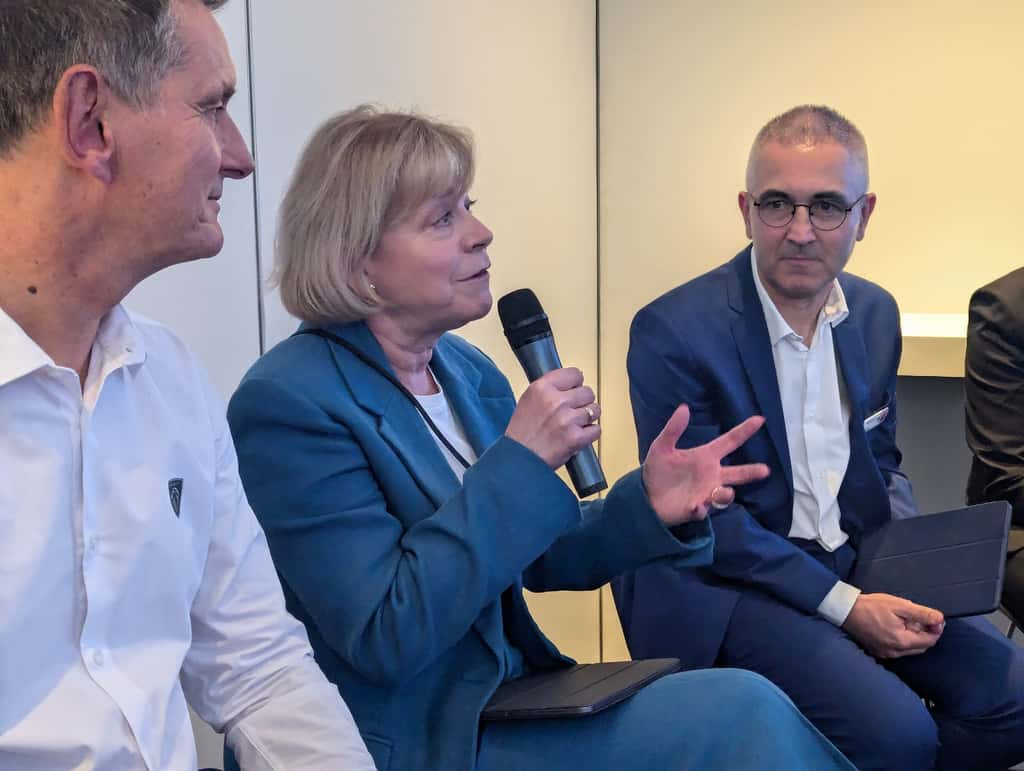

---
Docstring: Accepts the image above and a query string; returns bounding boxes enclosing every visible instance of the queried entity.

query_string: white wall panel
[597,0,1024,663]
[598,0,1024,487]
[248,0,601,662]
[249,1,597,370]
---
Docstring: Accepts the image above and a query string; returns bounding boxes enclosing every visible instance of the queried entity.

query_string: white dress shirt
[750,252,861,626]
[0,305,375,771]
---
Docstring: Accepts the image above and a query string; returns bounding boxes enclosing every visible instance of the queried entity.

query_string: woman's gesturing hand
[504,368,601,469]
[642,405,770,526]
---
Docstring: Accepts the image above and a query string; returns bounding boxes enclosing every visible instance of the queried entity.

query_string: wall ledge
[898,313,967,378]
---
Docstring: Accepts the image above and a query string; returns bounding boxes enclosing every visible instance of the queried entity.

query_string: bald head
[746,105,869,191]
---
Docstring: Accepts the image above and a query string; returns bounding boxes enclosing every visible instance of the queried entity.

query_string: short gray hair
[0,0,228,156]
[747,104,869,189]
[275,104,476,326]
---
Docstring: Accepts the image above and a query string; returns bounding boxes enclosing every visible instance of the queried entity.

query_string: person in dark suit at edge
[966,267,1024,622]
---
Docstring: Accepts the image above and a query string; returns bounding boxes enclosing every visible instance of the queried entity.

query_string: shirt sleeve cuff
[816,580,861,626]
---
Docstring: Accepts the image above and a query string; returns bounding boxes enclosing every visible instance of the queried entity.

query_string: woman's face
[366,189,494,336]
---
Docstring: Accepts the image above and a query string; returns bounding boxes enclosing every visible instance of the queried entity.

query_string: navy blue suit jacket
[227,321,713,771]
[613,247,917,670]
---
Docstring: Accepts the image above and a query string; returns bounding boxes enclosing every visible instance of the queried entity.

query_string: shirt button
[92,649,105,667]
[88,536,99,552]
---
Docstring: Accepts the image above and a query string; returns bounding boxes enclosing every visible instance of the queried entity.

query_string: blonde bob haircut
[273,104,476,325]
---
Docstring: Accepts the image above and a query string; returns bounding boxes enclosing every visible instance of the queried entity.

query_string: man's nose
[786,204,816,244]
[221,113,255,180]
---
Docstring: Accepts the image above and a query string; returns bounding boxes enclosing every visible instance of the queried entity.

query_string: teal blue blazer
[227,321,714,771]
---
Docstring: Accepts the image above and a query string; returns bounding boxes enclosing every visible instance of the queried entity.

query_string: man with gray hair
[613,105,1024,770]
[0,1,373,768]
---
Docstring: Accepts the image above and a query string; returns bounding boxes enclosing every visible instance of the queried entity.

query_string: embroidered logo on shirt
[168,478,183,517]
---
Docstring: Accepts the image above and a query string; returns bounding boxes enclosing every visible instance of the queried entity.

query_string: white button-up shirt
[0,305,375,771]
[751,252,861,625]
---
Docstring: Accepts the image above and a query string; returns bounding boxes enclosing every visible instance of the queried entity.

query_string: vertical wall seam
[594,0,604,663]
[244,0,266,355]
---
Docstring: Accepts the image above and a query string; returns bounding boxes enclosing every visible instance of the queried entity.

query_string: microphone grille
[498,289,552,348]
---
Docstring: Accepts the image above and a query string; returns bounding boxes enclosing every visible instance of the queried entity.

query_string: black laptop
[481,659,680,721]
[851,501,1011,618]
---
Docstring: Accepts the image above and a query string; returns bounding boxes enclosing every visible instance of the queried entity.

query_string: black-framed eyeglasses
[751,192,867,231]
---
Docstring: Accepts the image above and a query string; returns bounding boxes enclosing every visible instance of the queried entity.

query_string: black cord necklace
[292,328,472,470]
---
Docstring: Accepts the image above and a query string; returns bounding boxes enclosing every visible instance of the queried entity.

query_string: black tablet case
[481,659,681,721]
[851,501,1011,618]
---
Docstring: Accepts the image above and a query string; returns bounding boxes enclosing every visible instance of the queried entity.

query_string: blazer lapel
[427,337,520,664]
[831,318,871,425]
[429,338,515,457]
[728,250,794,490]
[832,315,891,534]
[320,322,462,509]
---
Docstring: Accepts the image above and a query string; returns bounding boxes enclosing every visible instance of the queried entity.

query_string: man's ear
[854,192,877,242]
[53,65,115,185]
[738,190,754,240]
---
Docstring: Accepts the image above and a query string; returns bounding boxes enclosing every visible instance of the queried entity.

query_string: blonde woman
[226,105,854,771]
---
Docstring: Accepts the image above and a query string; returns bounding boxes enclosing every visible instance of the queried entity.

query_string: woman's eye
[433,211,453,227]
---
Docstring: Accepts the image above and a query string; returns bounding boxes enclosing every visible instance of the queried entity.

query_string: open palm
[642,405,770,527]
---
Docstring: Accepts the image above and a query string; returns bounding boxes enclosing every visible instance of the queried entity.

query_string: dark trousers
[718,540,1024,771]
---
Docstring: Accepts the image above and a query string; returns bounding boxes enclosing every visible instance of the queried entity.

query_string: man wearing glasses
[613,105,1024,771]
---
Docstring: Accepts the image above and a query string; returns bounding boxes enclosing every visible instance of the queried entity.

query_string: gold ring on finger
[710,486,729,510]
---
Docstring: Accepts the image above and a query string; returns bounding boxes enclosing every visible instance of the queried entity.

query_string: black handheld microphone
[497,289,607,498]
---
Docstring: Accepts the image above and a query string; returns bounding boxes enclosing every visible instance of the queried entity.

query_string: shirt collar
[0,305,51,387]
[94,305,147,369]
[0,303,146,388]
[749,248,849,346]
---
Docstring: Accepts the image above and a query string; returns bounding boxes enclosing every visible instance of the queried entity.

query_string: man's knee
[999,688,1024,756]
[935,623,1024,760]
[949,665,1024,762]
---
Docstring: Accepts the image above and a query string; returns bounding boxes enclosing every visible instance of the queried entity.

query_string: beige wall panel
[249,0,599,661]
[599,0,1024,483]
[600,584,631,661]
[526,589,602,664]
[599,0,1024,648]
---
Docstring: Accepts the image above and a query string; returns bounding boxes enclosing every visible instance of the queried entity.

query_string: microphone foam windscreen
[498,289,552,348]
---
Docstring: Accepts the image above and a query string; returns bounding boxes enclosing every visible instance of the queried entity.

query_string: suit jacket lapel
[832,315,890,534]
[728,249,794,490]
[320,322,462,508]
[831,317,871,425]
